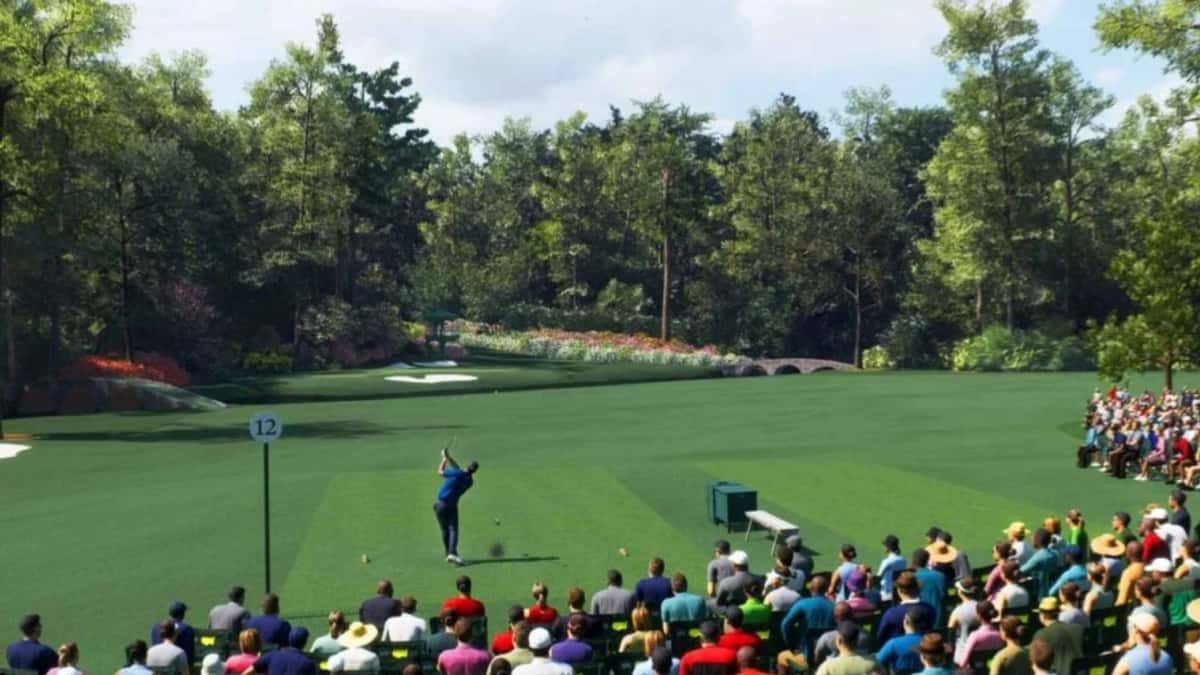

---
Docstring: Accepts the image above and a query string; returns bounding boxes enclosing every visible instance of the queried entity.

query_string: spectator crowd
[11,498,1200,675]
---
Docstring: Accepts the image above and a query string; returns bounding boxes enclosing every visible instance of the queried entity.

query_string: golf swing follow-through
[434,437,478,566]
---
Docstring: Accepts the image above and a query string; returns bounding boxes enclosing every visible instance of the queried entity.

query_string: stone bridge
[720,358,857,376]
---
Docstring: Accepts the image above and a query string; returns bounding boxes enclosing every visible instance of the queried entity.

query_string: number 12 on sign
[249,412,283,592]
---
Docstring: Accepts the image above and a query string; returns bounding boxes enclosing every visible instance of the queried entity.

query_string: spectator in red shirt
[1139,519,1169,563]
[679,621,736,675]
[490,606,526,655]
[716,608,761,652]
[525,583,558,626]
[442,576,486,618]
[1171,433,1194,483]
[735,647,768,675]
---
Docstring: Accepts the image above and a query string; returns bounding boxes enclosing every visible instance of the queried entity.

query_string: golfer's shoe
[448,554,465,566]
[446,555,456,564]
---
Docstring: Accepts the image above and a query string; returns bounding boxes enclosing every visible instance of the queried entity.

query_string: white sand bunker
[0,443,31,460]
[414,360,458,368]
[386,374,478,385]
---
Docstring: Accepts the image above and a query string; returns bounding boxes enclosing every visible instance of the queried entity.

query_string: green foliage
[861,345,895,370]
[241,349,294,374]
[950,325,1093,372]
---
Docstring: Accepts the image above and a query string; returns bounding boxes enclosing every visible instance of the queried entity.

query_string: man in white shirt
[512,628,571,675]
[1004,522,1032,565]
[1151,508,1187,562]
[381,596,425,643]
[328,622,380,673]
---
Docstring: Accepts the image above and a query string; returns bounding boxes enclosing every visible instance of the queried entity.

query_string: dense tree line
[1,0,1198,398]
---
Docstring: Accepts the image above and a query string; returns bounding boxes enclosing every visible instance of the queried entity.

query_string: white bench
[743,509,799,554]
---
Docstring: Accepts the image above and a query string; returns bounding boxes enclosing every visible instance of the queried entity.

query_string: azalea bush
[459,328,743,368]
[61,352,191,387]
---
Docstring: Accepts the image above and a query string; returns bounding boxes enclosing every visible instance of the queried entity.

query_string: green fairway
[3,369,1196,671]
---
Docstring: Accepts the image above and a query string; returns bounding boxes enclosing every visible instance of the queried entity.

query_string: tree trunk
[975,281,984,334]
[1005,284,1014,334]
[1165,354,1174,391]
[853,269,863,368]
[0,95,7,434]
[117,183,133,360]
[659,167,672,342]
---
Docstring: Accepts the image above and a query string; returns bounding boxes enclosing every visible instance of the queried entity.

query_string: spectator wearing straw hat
[1032,598,1082,675]
[511,628,571,675]
[930,531,970,583]
[328,622,380,673]
[914,633,952,675]
[1092,533,1127,577]
[1004,523,1032,565]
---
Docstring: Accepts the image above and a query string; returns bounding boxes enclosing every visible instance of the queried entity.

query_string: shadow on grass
[463,555,560,567]
[40,421,467,444]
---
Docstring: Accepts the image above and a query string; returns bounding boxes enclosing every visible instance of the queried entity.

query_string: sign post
[249,412,283,592]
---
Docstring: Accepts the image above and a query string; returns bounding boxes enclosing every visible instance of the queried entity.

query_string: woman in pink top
[845,570,876,615]
[984,541,1012,600]
[223,629,261,675]
[956,601,1003,668]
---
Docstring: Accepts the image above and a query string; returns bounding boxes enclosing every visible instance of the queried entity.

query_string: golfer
[435,446,478,565]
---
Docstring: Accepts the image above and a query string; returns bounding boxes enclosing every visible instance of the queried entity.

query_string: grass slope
[2,369,1194,671]
[191,350,716,404]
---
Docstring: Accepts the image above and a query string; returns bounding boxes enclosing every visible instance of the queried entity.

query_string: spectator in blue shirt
[151,602,196,665]
[247,628,314,675]
[876,605,932,674]
[912,550,946,628]
[877,571,935,644]
[435,447,478,565]
[830,545,860,602]
[1020,529,1060,598]
[1048,545,1090,596]
[780,576,835,648]
[6,614,57,675]
[878,535,906,603]
[635,558,672,611]
[660,573,707,630]
[245,594,292,648]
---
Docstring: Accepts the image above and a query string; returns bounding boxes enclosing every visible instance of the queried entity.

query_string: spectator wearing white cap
[328,622,380,673]
[1112,613,1172,675]
[715,551,755,609]
[1151,508,1187,562]
[511,629,571,675]
[763,572,799,613]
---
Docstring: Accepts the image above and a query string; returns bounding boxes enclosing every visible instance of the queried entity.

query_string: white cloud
[115,0,1167,144]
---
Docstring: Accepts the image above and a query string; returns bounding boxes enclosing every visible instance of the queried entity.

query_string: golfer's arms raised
[438,448,460,476]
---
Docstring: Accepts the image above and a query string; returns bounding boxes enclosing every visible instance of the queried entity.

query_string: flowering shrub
[459,329,743,368]
[61,352,191,387]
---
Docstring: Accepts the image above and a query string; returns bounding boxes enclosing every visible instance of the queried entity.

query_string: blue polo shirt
[876,633,923,672]
[878,553,906,601]
[1048,564,1091,596]
[1020,548,1059,598]
[245,614,292,648]
[781,595,834,646]
[253,647,316,675]
[635,576,672,611]
[661,592,708,624]
[915,568,945,626]
[6,640,58,675]
[437,468,473,504]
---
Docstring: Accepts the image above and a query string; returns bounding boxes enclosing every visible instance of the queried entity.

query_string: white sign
[249,412,283,443]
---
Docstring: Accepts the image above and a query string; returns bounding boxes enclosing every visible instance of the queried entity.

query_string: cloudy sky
[118,0,1177,144]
